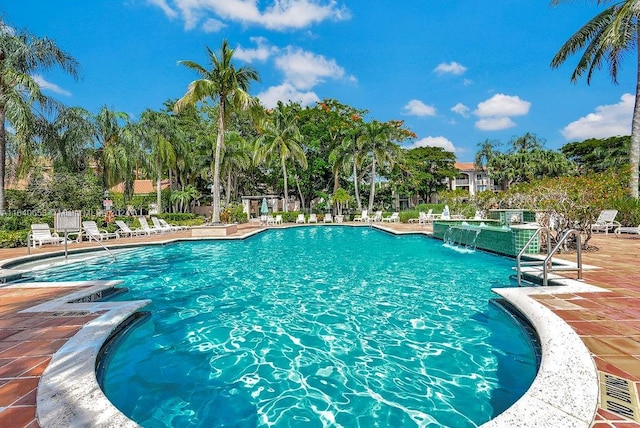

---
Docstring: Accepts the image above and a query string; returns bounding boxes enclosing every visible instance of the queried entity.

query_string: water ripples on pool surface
[32,226,538,427]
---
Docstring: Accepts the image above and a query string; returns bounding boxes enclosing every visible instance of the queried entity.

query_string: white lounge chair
[615,224,640,237]
[295,214,306,224]
[30,223,66,248]
[353,210,368,222]
[265,215,276,225]
[418,210,431,226]
[158,218,189,231]
[324,213,333,223]
[82,221,119,241]
[591,210,621,234]
[151,217,176,233]
[274,214,283,225]
[138,217,162,234]
[308,213,318,223]
[115,220,149,237]
[383,212,400,223]
[370,211,383,222]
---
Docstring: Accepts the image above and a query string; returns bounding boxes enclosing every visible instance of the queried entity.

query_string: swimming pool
[32,226,538,427]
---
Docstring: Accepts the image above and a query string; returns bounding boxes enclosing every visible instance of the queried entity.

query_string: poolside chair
[615,224,640,237]
[266,215,276,225]
[158,218,189,231]
[353,210,368,222]
[274,214,283,225]
[82,221,119,242]
[115,220,149,237]
[308,213,318,223]
[418,210,431,226]
[383,212,400,223]
[590,210,621,234]
[138,217,162,234]
[30,223,67,248]
[324,213,333,223]
[151,216,177,233]
[371,211,383,222]
[296,214,306,224]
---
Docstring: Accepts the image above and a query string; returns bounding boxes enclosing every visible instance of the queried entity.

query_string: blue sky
[2,1,635,162]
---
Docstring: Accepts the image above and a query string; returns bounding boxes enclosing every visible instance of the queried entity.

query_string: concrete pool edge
[483,282,603,427]
[10,280,150,427]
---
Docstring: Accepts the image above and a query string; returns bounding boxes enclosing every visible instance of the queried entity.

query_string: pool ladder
[516,227,582,286]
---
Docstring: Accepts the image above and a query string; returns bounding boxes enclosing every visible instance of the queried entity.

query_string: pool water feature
[32,226,538,427]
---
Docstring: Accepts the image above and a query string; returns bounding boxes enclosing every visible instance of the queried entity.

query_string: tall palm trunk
[281,158,289,212]
[0,106,6,213]
[352,160,362,211]
[226,169,232,205]
[156,156,162,214]
[212,101,224,223]
[368,157,376,212]
[631,30,640,198]
[295,174,305,211]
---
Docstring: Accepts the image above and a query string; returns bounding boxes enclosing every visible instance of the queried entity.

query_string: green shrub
[400,210,419,223]
[612,197,640,226]
[0,230,29,248]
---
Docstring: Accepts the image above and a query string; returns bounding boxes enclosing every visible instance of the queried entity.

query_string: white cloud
[475,117,516,131]
[403,99,436,117]
[155,0,350,32]
[407,136,456,152]
[434,61,467,76]
[472,94,530,131]
[561,93,633,140]
[235,37,276,62]
[32,74,71,97]
[475,94,530,117]
[202,17,225,32]
[275,47,345,90]
[146,0,178,19]
[257,83,319,108]
[451,103,470,118]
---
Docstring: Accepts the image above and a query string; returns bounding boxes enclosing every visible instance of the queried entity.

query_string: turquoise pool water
[32,226,537,427]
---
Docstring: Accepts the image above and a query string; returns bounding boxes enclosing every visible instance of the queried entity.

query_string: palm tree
[330,117,366,211]
[254,102,308,212]
[358,120,401,212]
[221,131,251,205]
[174,40,260,222]
[551,0,640,198]
[137,109,179,213]
[33,106,94,173]
[92,106,130,190]
[0,20,79,210]
[474,139,500,170]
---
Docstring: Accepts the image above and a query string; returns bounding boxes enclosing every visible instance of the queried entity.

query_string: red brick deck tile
[22,357,51,377]
[601,356,640,381]
[0,339,68,358]
[0,377,39,406]
[582,337,627,356]
[13,388,37,406]
[570,321,621,336]
[0,406,37,428]
[610,422,640,427]
[0,356,50,378]
[593,356,640,381]
[597,337,640,355]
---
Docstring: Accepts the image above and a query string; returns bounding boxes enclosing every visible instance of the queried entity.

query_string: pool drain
[600,372,640,422]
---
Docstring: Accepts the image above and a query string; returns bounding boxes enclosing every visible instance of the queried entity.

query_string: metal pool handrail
[516,227,583,286]
[516,226,550,286]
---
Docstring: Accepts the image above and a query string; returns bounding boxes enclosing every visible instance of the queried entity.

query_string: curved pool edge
[483,282,602,427]
[22,281,151,428]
